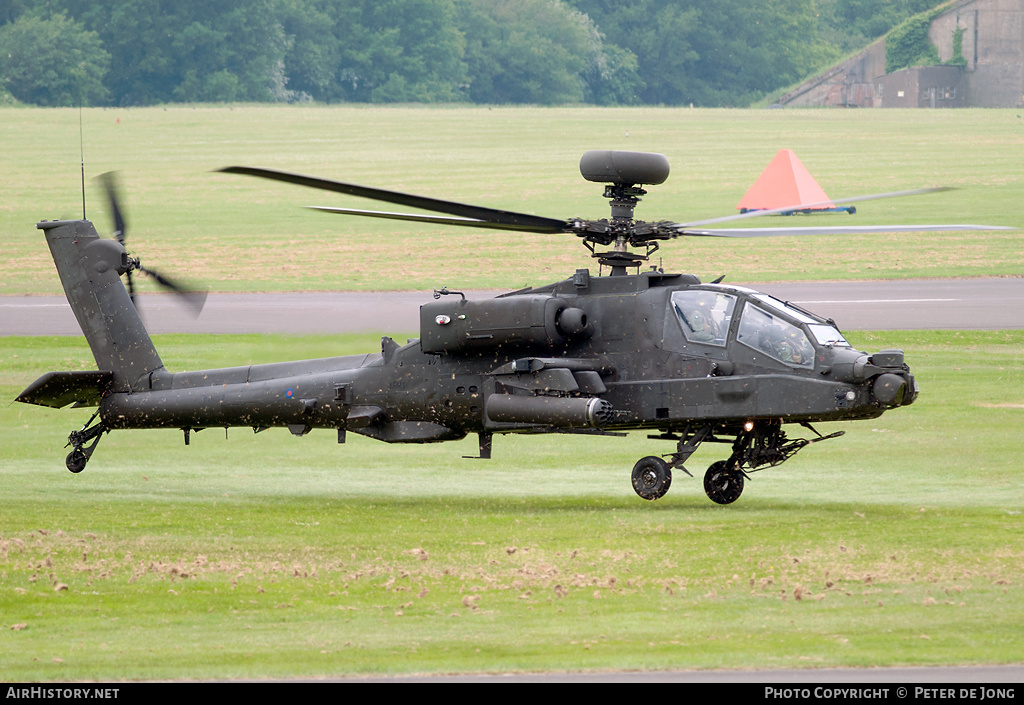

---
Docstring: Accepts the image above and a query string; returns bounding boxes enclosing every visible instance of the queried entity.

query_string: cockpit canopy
[670,286,850,369]
[671,289,735,347]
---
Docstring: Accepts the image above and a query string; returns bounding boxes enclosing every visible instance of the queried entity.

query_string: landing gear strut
[633,420,844,504]
[64,412,107,473]
[701,420,843,504]
[630,424,707,501]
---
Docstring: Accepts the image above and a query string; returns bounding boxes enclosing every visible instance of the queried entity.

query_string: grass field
[1,105,1022,294]
[2,106,1023,680]
[1,330,1022,680]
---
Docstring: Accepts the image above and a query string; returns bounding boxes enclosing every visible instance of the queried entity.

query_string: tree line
[0,0,942,108]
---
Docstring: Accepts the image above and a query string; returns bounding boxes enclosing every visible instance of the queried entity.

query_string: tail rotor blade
[99,172,128,245]
[97,172,206,316]
[139,265,208,315]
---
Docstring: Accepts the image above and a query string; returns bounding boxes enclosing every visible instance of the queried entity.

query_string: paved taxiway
[2,277,1023,335]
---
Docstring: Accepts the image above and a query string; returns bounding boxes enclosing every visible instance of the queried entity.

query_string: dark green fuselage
[19,219,915,452]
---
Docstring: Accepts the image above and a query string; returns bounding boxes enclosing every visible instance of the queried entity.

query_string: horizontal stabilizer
[16,371,113,409]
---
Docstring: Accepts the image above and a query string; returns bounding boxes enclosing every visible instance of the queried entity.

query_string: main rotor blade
[307,206,563,233]
[98,172,128,244]
[673,187,956,229]
[219,166,568,233]
[675,223,1015,238]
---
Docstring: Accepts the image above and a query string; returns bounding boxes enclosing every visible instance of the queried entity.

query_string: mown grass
[1,330,1022,680]
[2,104,1022,679]
[1,105,1022,295]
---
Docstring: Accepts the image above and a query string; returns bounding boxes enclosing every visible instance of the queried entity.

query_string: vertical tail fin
[39,219,164,392]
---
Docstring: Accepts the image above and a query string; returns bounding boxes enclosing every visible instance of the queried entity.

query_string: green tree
[885,7,941,74]
[457,0,639,105]
[582,40,643,105]
[275,0,466,103]
[833,0,940,39]
[684,0,839,105]
[367,0,466,102]
[569,0,838,106]
[0,1,32,25]
[2,0,927,108]
[0,12,110,105]
[275,0,340,100]
[49,0,287,104]
[567,0,701,104]
[814,0,945,56]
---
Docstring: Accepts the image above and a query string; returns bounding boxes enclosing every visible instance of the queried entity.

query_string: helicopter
[15,150,1013,504]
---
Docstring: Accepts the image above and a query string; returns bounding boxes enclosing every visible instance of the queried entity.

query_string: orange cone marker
[737,149,836,213]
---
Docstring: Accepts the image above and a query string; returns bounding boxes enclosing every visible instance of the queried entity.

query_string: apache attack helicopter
[16,151,1012,504]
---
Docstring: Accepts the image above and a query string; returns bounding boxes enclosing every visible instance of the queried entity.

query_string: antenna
[79,102,86,219]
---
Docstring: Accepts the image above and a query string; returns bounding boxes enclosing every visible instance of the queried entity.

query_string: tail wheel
[704,461,744,505]
[66,449,88,474]
[631,456,672,500]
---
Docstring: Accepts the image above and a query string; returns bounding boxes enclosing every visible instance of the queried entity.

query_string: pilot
[688,292,722,342]
[776,328,811,364]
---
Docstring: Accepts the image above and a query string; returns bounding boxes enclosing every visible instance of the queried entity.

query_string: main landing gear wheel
[704,461,744,505]
[632,455,672,500]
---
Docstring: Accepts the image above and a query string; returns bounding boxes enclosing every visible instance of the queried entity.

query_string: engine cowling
[420,295,590,354]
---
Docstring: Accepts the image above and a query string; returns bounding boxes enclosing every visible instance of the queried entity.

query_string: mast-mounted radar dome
[579,150,670,186]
